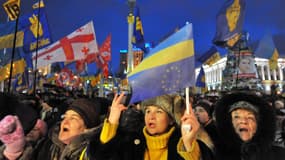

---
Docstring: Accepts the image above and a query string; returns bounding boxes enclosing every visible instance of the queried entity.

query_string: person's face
[59,110,86,144]
[144,106,173,136]
[239,58,251,73]
[25,127,42,142]
[194,106,210,125]
[231,108,257,142]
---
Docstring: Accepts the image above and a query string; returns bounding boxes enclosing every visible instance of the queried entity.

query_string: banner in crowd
[128,23,195,103]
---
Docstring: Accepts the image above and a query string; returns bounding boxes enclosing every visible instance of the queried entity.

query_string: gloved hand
[0,115,25,160]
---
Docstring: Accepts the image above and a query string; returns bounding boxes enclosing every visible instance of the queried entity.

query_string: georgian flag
[32,21,98,68]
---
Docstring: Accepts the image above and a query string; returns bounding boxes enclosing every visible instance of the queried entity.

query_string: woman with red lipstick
[90,93,213,160]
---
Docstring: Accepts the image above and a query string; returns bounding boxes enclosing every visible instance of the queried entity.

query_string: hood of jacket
[214,91,276,153]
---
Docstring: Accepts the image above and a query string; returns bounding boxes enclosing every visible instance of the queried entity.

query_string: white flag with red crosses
[32,21,98,68]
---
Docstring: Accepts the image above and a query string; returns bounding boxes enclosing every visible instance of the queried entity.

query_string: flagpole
[7,15,20,93]
[126,0,136,73]
[33,0,43,95]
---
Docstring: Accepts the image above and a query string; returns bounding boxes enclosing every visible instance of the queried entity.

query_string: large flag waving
[32,21,98,68]
[213,0,246,48]
[128,23,195,103]
[0,1,51,51]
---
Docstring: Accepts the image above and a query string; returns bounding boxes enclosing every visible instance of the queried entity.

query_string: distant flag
[213,0,246,48]
[132,6,147,52]
[86,34,111,78]
[195,66,207,93]
[12,69,29,92]
[128,23,195,103]
[198,46,221,66]
[0,58,26,82]
[255,33,279,70]
[3,0,21,21]
[32,21,98,68]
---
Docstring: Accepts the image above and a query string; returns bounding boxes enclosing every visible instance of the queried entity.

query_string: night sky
[1,0,284,72]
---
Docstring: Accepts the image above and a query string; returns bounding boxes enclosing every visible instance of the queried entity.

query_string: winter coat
[33,123,101,160]
[87,125,214,160]
[0,144,33,160]
[214,91,285,160]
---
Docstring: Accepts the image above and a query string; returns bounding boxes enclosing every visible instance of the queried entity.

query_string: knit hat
[141,94,185,124]
[194,100,212,117]
[67,98,101,128]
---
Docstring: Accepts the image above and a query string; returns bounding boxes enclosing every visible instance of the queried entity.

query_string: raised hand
[108,93,128,124]
[0,115,25,159]
[180,103,200,151]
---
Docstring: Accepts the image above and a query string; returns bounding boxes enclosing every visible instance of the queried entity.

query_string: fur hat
[141,94,185,124]
[67,98,101,128]
[214,91,276,150]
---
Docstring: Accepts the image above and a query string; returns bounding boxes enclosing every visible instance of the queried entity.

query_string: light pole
[127,0,136,73]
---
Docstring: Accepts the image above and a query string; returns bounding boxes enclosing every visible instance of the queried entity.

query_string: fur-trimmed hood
[214,91,276,153]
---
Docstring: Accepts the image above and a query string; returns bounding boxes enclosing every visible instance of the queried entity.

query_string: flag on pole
[0,58,26,82]
[132,6,146,52]
[128,23,195,103]
[22,1,52,53]
[32,21,98,68]
[0,22,24,49]
[198,46,221,66]
[86,34,111,78]
[213,0,246,48]
[255,33,279,70]
[195,66,207,93]
[0,2,51,51]
[3,0,21,21]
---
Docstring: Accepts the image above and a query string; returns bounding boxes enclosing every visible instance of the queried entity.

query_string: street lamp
[127,0,136,73]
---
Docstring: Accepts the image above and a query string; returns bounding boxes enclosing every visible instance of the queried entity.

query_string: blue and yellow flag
[21,1,51,53]
[0,22,24,49]
[0,1,51,52]
[255,33,279,70]
[132,6,146,52]
[128,23,195,103]
[198,46,221,66]
[195,66,207,93]
[0,58,26,82]
[213,0,245,48]
[196,66,206,88]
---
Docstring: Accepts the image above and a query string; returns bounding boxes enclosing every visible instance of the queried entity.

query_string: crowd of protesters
[1,86,285,159]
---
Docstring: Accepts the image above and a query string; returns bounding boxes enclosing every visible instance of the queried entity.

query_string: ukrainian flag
[128,23,195,103]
